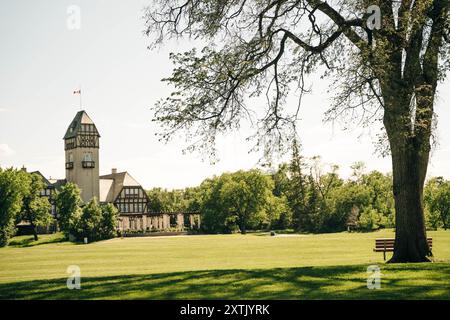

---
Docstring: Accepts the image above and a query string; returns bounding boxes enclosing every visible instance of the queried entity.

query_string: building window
[65,138,76,150]
[124,188,139,198]
[66,153,74,169]
[170,215,177,228]
[81,124,96,133]
[82,153,95,168]
[184,215,191,227]
[83,153,92,161]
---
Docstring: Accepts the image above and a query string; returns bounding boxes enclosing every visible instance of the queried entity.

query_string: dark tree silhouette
[144,0,450,262]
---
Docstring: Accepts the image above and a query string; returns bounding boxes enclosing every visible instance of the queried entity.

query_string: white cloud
[0,107,7,112]
[0,144,15,157]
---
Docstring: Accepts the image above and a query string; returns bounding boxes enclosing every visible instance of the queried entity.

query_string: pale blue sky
[0,0,449,189]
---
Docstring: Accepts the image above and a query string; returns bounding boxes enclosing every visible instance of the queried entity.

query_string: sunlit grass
[0,229,449,299]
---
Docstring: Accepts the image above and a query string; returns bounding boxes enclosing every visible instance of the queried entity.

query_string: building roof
[48,179,67,190]
[30,171,51,186]
[63,110,100,139]
[30,170,66,190]
[99,179,114,203]
[99,171,142,202]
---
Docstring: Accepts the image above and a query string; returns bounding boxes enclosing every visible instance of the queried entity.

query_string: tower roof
[63,110,100,139]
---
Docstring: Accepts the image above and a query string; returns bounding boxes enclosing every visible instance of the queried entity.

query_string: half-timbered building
[29,110,200,234]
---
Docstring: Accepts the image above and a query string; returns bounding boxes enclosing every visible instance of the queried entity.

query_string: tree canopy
[145,0,449,262]
[19,173,53,241]
[424,177,450,230]
[55,182,82,237]
[145,0,449,158]
[0,169,54,245]
[0,168,30,246]
[199,169,287,233]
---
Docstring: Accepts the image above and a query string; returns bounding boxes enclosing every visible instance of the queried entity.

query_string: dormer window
[70,121,77,132]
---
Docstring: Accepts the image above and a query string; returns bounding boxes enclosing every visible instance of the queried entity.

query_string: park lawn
[0,229,449,299]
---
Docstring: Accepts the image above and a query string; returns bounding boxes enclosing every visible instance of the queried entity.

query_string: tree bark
[384,110,431,263]
[389,148,430,262]
[239,216,247,234]
[31,222,39,241]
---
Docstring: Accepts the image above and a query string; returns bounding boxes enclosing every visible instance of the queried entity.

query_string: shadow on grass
[8,234,66,248]
[1,263,450,300]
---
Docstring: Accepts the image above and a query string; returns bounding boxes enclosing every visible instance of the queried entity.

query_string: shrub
[99,203,118,239]
[358,207,384,231]
[77,198,103,241]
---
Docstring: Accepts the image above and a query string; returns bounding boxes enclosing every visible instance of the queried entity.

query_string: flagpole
[73,87,82,110]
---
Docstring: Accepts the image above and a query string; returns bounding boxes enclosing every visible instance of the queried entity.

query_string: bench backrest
[375,238,432,250]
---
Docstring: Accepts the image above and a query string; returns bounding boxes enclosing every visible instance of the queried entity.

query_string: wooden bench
[374,238,433,260]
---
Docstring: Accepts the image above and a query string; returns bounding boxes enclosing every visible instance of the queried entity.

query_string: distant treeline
[1,144,449,246]
[147,144,450,234]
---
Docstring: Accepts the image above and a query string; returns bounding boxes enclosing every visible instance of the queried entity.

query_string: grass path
[1,229,449,299]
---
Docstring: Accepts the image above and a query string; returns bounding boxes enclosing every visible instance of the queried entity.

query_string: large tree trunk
[384,108,431,263]
[389,146,431,262]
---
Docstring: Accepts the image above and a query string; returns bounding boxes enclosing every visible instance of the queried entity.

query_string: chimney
[21,166,27,172]
[111,168,117,174]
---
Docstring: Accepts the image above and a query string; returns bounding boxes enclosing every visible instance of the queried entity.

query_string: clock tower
[64,110,100,202]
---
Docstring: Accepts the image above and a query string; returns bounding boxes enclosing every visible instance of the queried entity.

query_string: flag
[73,89,81,95]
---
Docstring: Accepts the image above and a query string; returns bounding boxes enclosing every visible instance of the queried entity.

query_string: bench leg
[383,251,386,261]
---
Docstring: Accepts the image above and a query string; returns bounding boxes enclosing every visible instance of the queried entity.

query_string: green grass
[7,233,66,247]
[0,229,449,299]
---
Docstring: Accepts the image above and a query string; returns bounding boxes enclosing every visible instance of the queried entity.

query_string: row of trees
[2,160,449,246]
[146,145,450,234]
[272,157,396,233]
[0,168,118,246]
[149,170,287,233]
